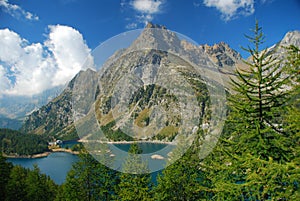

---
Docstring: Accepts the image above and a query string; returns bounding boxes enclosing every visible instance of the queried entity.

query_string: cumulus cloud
[203,0,255,21]
[0,65,11,97]
[132,0,163,14]
[0,0,39,21]
[123,0,164,28]
[0,25,93,96]
[45,25,94,85]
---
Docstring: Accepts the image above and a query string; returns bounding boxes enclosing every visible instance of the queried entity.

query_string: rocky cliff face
[201,42,241,67]
[73,25,219,142]
[20,24,299,141]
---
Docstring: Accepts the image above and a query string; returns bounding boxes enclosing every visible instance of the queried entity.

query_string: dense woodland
[0,23,299,200]
[0,128,49,156]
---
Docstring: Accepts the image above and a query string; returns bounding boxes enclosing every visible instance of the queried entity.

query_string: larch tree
[201,21,299,200]
[116,143,153,201]
[154,143,207,201]
[59,152,118,201]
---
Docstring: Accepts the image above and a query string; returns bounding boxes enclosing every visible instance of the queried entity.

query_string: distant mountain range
[0,86,63,129]
[3,24,300,140]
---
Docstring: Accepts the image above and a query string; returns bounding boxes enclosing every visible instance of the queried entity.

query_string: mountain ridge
[18,25,300,140]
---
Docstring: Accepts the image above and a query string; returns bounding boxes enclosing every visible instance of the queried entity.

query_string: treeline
[0,128,49,156]
[0,155,58,201]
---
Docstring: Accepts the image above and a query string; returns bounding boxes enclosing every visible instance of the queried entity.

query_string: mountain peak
[280,30,300,47]
[200,42,241,67]
[127,22,181,53]
[145,22,167,29]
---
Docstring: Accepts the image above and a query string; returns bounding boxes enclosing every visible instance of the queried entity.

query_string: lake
[8,142,173,184]
[8,152,79,185]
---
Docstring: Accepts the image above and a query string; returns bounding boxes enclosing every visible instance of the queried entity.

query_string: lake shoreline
[3,141,174,159]
[3,152,51,159]
[77,139,175,145]
[3,148,79,159]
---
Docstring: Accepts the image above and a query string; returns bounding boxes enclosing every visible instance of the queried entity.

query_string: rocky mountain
[202,42,241,67]
[279,30,300,48]
[20,23,300,141]
[21,23,227,141]
[266,30,300,59]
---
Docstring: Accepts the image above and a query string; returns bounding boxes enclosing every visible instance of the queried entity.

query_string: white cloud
[0,65,11,97]
[0,26,93,96]
[203,0,255,21]
[45,25,94,85]
[0,0,39,21]
[124,0,164,27]
[132,0,163,14]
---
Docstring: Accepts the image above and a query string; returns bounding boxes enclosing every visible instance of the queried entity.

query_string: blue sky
[0,0,300,96]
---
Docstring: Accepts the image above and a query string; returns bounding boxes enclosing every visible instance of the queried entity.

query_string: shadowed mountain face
[20,24,300,141]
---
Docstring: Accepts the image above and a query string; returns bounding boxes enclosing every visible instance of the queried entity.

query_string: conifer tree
[116,143,153,201]
[5,165,28,201]
[201,21,299,200]
[154,145,206,201]
[0,154,12,199]
[61,152,117,201]
[5,164,57,201]
[25,164,57,201]
[284,45,300,136]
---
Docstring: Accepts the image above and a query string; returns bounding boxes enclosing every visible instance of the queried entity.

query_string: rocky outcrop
[201,42,242,67]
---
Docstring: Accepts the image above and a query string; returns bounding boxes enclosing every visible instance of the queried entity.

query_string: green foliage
[21,90,73,138]
[5,165,28,201]
[230,22,288,137]
[201,21,300,200]
[0,154,12,199]
[59,153,118,201]
[116,143,153,201]
[0,128,49,156]
[285,45,300,84]
[154,146,207,201]
[25,164,58,201]
[4,162,58,201]
[284,46,300,139]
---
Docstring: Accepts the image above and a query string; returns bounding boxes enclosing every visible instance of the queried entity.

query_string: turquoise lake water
[8,152,79,185]
[8,142,173,184]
